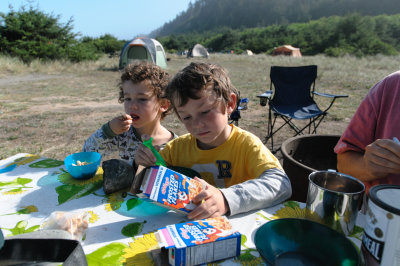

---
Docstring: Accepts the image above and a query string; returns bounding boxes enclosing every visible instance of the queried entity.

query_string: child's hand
[134,134,158,167]
[109,114,132,135]
[187,177,229,220]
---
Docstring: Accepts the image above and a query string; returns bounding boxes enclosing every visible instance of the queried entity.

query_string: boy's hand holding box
[134,165,205,215]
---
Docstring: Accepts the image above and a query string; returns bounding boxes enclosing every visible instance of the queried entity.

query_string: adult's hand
[187,177,229,220]
[109,114,132,135]
[363,138,400,179]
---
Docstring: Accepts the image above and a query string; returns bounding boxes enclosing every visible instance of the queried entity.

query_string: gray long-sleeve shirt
[221,168,292,216]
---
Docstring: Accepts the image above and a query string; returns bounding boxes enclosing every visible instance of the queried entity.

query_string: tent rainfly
[272,45,302,57]
[187,44,209,58]
[119,37,167,69]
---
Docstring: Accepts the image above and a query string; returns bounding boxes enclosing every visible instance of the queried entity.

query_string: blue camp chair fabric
[257,65,347,152]
[229,96,248,126]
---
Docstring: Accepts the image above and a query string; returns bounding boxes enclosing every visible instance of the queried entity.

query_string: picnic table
[0,153,365,265]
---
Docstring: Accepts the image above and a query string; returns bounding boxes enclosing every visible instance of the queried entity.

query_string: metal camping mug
[305,171,365,235]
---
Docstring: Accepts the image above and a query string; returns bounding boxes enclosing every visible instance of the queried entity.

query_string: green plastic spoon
[143,137,167,166]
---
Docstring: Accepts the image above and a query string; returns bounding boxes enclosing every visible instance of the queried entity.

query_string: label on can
[362,185,400,266]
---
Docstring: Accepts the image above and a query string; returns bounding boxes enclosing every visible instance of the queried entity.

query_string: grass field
[1,53,399,161]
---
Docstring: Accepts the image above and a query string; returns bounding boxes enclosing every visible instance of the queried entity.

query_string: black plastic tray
[0,238,87,266]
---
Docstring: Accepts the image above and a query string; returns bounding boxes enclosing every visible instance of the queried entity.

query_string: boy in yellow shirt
[135,62,291,219]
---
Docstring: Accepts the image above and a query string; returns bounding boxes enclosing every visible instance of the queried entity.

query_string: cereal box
[139,166,205,215]
[155,216,241,266]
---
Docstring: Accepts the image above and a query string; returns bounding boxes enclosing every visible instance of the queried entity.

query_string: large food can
[361,185,400,266]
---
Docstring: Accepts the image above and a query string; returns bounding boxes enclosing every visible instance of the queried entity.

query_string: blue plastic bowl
[255,218,360,266]
[64,152,101,179]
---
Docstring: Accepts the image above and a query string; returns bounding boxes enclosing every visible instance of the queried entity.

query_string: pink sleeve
[334,83,381,154]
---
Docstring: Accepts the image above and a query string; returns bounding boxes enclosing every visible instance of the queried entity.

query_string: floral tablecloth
[0,153,365,265]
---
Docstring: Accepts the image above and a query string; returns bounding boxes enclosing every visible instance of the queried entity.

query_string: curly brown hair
[118,61,171,119]
[166,62,238,113]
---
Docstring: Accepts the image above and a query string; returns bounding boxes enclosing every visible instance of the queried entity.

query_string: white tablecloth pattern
[0,153,364,265]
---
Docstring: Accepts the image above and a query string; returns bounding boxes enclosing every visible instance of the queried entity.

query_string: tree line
[1,3,400,64]
[154,0,400,36]
[157,14,400,57]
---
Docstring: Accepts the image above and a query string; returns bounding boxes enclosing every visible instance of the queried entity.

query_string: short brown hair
[118,61,171,119]
[166,62,238,112]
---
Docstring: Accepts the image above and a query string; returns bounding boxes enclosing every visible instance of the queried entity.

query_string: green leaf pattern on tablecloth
[56,182,102,205]
[1,205,38,216]
[236,249,263,266]
[104,191,128,212]
[55,169,103,205]
[349,225,364,241]
[1,220,40,236]
[86,242,127,266]
[121,221,146,237]
[284,200,300,209]
[235,233,263,265]
[241,234,247,247]
[5,154,41,168]
[0,177,33,195]
[126,197,143,211]
[29,158,64,168]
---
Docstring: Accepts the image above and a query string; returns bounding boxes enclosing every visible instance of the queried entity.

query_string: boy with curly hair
[83,61,176,164]
[135,62,291,219]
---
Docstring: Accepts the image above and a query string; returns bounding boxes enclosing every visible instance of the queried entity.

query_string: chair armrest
[257,91,273,106]
[238,97,249,110]
[313,91,348,98]
[257,90,273,99]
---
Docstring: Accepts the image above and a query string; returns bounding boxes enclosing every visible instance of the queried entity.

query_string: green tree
[0,4,99,63]
[207,29,241,52]
[81,34,124,56]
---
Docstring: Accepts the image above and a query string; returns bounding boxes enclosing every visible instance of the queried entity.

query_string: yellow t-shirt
[160,125,282,187]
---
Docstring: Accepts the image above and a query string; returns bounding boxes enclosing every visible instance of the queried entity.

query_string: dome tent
[187,44,209,58]
[119,37,167,69]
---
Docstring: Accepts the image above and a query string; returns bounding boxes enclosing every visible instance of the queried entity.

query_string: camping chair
[229,93,249,126]
[257,65,348,152]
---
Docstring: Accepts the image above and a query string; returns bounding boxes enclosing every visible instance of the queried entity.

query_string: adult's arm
[338,139,400,182]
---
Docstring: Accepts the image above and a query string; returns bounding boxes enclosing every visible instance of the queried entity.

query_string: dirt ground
[0,71,348,162]
[0,74,67,86]
[10,52,399,162]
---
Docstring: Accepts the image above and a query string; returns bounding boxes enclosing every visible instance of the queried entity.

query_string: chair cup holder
[259,97,268,106]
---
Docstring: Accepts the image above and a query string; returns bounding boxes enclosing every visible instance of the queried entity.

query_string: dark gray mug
[305,171,365,235]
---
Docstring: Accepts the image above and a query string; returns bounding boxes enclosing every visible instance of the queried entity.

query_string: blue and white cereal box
[156,216,241,265]
[141,166,204,215]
